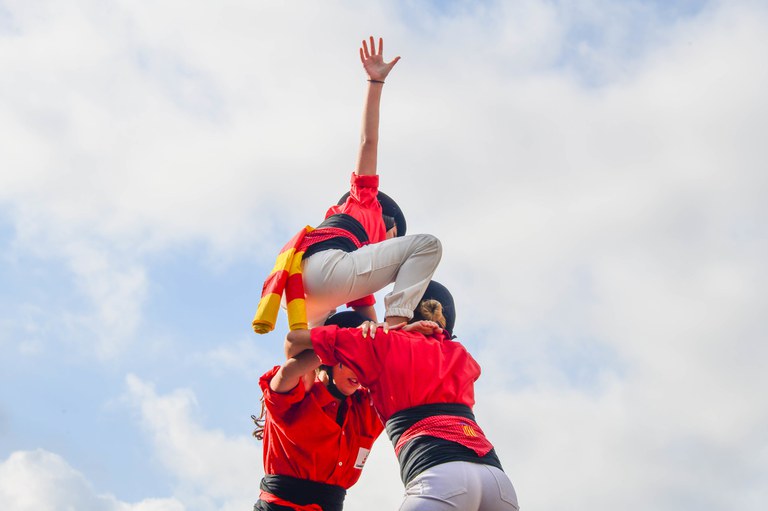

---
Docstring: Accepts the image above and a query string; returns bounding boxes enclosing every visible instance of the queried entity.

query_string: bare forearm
[284,350,321,378]
[355,81,384,176]
[355,36,399,176]
[269,350,321,393]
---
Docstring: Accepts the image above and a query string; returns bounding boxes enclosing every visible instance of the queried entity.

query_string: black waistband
[303,214,369,258]
[256,474,346,511]
[385,403,503,485]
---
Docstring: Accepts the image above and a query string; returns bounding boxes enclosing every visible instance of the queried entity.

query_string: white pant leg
[380,234,442,319]
[399,462,518,511]
[301,234,441,327]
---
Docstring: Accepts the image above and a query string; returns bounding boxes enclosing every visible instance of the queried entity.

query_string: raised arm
[269,349,321,393]
[355,36,400,176]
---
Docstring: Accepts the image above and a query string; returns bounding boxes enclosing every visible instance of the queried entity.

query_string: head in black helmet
[411,280,456,337]
[338,190,406,239]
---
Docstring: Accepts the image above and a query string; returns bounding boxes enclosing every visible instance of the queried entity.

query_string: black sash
[254,474,346,511]
[303,214,370,259]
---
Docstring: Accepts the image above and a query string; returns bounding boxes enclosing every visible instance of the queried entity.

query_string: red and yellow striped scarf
[252,226,314,334]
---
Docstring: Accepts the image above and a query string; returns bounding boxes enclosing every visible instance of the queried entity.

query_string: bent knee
[415,233,442,254]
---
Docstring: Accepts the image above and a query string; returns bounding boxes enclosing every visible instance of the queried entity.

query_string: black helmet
[324,310,374,328]
[337,190,406,237]
[415,280,456,335]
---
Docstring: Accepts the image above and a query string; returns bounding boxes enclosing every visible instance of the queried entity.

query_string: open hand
[360,320,406,339]
[360,36,400,82]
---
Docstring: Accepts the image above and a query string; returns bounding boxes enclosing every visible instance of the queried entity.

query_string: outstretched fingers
[361,36,387,61]
[359,36,400,81]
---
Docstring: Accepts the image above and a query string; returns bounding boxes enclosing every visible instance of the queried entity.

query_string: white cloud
[0,1,405,358]
[124,374,258,511]
[62,241,148,357]
[122,372,407,510]
[189,337,274,379]
[0,449,183,511]
[2,1,768,510]
[343,435,403,509]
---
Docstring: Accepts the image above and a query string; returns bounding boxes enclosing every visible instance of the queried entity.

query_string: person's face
[332,362,360,396]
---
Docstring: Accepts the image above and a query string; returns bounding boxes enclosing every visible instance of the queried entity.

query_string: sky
[1,0,767,509]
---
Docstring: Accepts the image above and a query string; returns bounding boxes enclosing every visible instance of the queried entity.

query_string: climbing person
[253,36,441,335]
[284,281,519,511]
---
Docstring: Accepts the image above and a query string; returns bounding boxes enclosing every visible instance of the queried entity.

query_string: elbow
[286,330,300,346]
[285,329,311,358]
[359,136,379,148]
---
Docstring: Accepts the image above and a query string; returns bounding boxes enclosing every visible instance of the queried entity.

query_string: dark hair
[251,396,266,440]
[382,214,396,232]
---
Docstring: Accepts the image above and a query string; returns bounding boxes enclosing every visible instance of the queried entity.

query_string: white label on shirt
[354,447,371,469]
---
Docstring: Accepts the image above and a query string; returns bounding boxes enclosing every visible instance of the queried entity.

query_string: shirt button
[338,462,343,466]
[342,431,345,435]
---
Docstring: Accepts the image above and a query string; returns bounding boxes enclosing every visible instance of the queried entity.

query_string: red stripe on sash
[258,490,323,511]
[394,415,494,457]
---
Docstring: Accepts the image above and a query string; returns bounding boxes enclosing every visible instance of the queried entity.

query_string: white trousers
[399,462,519,511]
[301,234,442,327]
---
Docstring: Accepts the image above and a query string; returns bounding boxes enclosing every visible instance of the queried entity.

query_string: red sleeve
[349,173,380,208]
[310,325,389,387]
[346,294,376,308]
[258,365,307,416]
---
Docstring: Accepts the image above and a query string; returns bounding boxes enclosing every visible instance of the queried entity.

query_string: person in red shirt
[298,36,441,328]
[284,281,519,511]
[252,311,384,511]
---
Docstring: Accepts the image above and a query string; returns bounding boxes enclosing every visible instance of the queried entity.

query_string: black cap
[415,281,456,335]
[323,310,374,328]
[338,190,406,237]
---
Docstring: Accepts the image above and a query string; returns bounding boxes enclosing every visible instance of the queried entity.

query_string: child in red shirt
[296,36,441,328]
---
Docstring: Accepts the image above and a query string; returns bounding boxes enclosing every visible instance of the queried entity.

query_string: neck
[325,379,347,401]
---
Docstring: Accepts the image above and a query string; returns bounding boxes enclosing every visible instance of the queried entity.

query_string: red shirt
[324,173,387,245]
[258,366,384,489]
[309,327,481,421]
